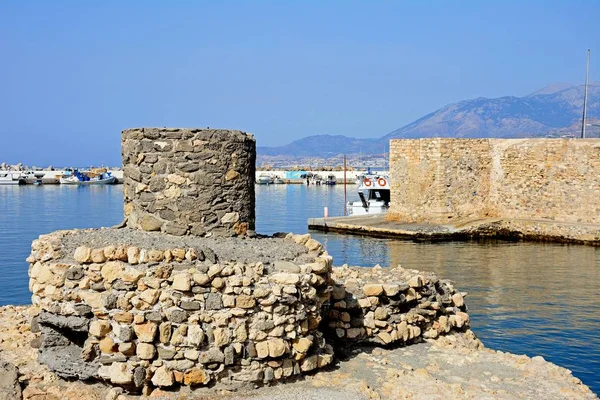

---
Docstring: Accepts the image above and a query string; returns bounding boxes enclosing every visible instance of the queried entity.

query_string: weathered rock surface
[27,231,337,390]
[0,357,21,400]
[389,138,600,228]
[122,128,256,237]
[0,306,596,399]
[51,228,316,265]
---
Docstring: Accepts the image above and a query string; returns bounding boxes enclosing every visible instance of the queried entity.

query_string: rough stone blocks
[122,128,256,237]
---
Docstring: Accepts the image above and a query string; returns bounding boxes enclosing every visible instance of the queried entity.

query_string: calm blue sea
[0,184,599,394]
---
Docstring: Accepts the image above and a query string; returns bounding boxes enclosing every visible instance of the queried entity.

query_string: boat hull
[347,202,389,216]
[0,181,25,185]
[60,176,117,185]
[256,177,273,185]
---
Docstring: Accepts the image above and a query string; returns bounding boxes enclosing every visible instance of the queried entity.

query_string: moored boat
[346,175,390,215]
[59,169,116,185]
[256,173,274,185]
[324,174,337,185]
[0,172,26,185]
[22,171,45,185]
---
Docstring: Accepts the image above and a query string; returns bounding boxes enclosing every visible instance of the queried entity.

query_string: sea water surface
[0,184,599,394]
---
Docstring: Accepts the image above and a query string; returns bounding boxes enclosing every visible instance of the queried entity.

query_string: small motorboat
[22,171,46,185]
[273,176,284,184]
[60,169,116,185]
[256,173,274,185]
[324,174,337,185]
[346,175,391,215]
[0,172,26,185]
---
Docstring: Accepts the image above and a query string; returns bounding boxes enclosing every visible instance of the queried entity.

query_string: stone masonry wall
[122,128,255,237]
[27,230,470,392]
[327,265,469,346]
[388,138,600,224]
[28,230,334,390]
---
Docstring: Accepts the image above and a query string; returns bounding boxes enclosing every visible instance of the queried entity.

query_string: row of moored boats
[2,167,389,215]
[0,168,117,185]
[256,173,339,185]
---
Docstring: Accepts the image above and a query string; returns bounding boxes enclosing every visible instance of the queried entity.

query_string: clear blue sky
[1,1,598,166]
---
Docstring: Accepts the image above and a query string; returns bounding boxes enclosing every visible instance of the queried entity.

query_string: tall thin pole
[581,49,591,138]
[343,155,347,216]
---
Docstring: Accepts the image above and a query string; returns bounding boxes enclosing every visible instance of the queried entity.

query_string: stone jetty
[310,138,600,245]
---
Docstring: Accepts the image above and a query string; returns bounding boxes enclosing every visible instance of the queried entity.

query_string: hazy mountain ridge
[257,135,381,157]
[383,84,599,140]
[257,84,600,160]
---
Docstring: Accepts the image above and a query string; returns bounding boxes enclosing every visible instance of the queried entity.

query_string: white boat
[22,171,45,185]
[256,173,274,185]
[0,172,26,185]
[22,171,45,179]
[346,175,390,215]
[324,174,337,185]
[60,175,116,185]
[273,176,284,184]
[59,169,116,185]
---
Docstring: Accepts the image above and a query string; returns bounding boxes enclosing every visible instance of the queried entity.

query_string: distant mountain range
[258,84,600,161]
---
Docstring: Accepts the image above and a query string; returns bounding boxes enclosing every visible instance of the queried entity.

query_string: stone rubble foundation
[28,229,334,391]
[2,305,596,400]
[327,265,469,345]
[27,229,470,392]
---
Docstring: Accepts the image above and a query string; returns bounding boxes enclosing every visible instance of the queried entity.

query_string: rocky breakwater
[27,229,334,392]
[122,128,255,237]
[326,264,469,346]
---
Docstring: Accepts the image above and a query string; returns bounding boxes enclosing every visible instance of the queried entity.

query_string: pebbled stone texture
[0,358,21,400]
[122,128,256,237]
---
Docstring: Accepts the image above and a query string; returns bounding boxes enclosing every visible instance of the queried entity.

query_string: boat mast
[581,49,591,139]
[343,155,347,216]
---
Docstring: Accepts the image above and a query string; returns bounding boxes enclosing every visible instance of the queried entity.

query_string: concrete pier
[308,214,600,245]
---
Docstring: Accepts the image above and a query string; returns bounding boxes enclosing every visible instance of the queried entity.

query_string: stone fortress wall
[388,138,600,224]
[27,128,471,393]
[123,128,256,237]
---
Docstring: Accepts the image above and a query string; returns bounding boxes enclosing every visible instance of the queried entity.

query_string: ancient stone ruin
[27,127,470,393]
[123,128,256,237]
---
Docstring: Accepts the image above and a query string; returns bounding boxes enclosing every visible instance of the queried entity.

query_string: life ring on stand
[377,177,387,187]
[363,178,372,187]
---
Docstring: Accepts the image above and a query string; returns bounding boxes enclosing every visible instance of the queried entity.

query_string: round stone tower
[122,128,255,237]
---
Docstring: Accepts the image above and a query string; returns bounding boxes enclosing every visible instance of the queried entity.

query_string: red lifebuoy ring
[363,178,372,187]
[377,178,387,186]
